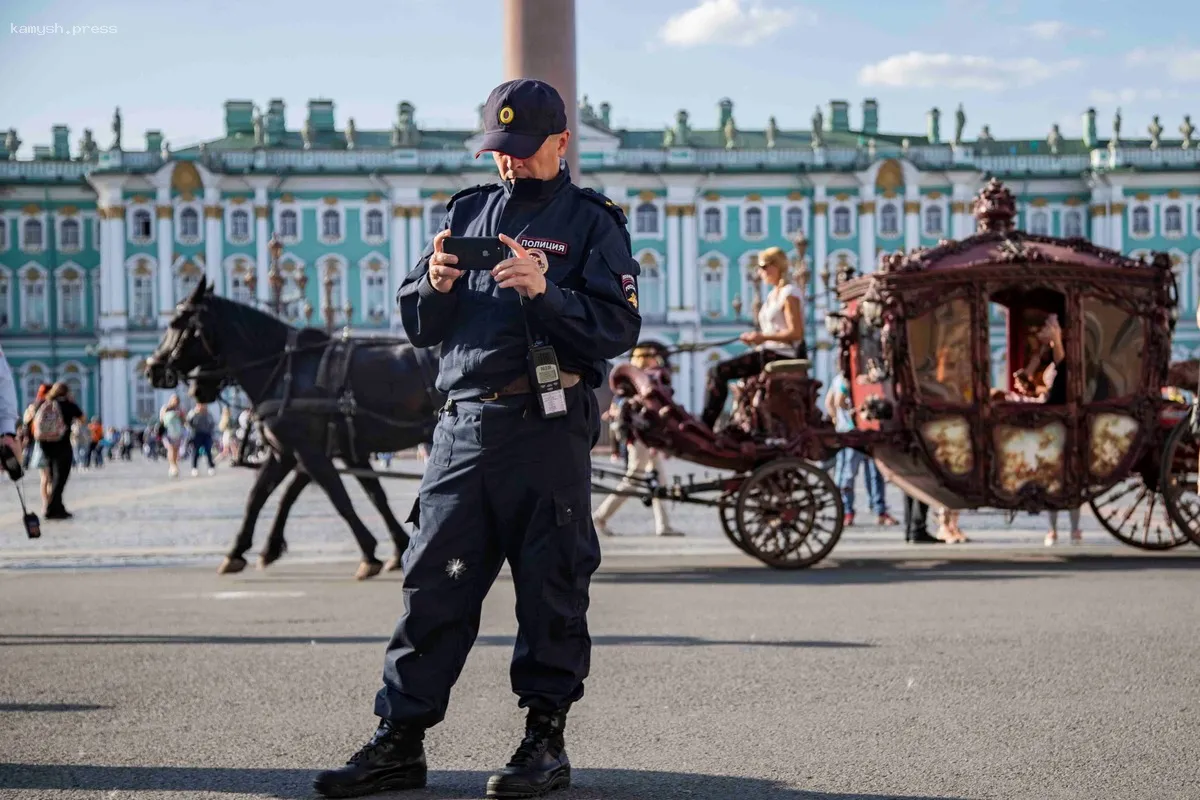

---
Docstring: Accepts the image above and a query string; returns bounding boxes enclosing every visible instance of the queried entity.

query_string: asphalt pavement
[2,457,1199,799]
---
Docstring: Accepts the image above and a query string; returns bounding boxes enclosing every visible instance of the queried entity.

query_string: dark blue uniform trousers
[375,383,601,727]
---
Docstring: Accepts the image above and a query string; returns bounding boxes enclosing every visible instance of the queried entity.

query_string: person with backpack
[31,382,84,520]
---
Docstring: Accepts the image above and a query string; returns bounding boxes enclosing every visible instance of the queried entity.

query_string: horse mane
[203,293,321,351]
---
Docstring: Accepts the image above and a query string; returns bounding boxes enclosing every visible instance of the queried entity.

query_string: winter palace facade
[2,97,1199,426]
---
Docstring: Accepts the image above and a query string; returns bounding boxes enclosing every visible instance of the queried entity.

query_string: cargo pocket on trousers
[429,422,453,467]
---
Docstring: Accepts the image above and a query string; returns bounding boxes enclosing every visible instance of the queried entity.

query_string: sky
[1,0,1197,156]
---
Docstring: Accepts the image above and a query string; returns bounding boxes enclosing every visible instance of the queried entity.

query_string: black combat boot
[485,708,571,799]
[312,719,427,798]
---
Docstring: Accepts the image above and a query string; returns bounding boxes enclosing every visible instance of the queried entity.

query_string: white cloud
[658,0,812,48]
[858,52,1082,91]
[1023,20,1103,41]
[1124,48,1200,80]
[1089,87,1183,104]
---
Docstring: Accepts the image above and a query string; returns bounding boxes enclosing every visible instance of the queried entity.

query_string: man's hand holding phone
[428,229,464,294]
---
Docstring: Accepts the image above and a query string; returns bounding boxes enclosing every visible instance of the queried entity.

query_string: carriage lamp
[343,301,354,328]
[303,301,314,324]
[244,271,257,294]
[267,232,285,316]
[791,232,810,288]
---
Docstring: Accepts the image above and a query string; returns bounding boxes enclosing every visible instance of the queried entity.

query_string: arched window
[1030,210,1049,236]
[179,207,200,239]
[321,209,341,240]
[923,205,943,236]
[20,265,48,329]
[636,251,664,316]
[1164,205,1182,235]
[61,366,84,411]
[703,207,722,237]
[743,206,764,237]
[1132,206,1150,235]
[321,257,347,323]
[230,209,251,242]
[277,256,305,322]
[132,209,152,241]
[58,266,85,329]
[60,218,81,250]
[22,218,44,250]
[129,257,155,325]
[878,203,899,237]
[21,364,48,409]
[361,257,389,321]
[784,205,805,236]
[832,207,851,236]
[132,366,156,422]
[227,258,255,304]
[278,209,298,239]
[365,209,384,239]
[1063,210,1083,238]
[702,257,725,317]
[635,203,659,235]
[174,260,203,304]
[0,267,12,330]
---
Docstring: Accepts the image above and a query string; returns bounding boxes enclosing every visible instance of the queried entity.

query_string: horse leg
[258,470,312,570]
[292,448,383,580]
[219,451,296,575]
[349,462,409,572]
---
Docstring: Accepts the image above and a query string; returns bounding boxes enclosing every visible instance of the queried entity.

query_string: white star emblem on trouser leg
[445,558,466,579]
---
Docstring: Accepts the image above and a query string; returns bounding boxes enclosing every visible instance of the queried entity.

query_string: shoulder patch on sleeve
[446,182,502,210]
[577,187,628,226]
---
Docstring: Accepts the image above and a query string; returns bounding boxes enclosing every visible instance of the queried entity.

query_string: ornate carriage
[602,179,1200,569]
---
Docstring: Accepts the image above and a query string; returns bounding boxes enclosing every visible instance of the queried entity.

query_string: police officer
[314,78,642,799]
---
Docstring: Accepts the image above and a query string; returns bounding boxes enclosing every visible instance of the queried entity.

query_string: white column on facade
[811,185,831,387]
[1109,187,1124,253]
[156,188,174,325]
[666,205,682,313]
[904,186,920,251]
[680,205,698,311]
[107,205,127,319]
[950,183,972,240]
[676,325,695,414]
[254,186,270,304]
[387,186,420,333]
[858,188,876,274]
[203,187,223,293]
[1088,184,1108,247]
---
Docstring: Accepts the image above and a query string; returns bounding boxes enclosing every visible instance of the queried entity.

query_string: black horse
[145,281,443,579]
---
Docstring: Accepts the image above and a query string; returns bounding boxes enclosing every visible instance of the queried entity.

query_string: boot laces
[507,728,551,767]
[347,724,407,765]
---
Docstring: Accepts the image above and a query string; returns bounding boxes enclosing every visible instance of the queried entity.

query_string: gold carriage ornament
[604,178,1200,571]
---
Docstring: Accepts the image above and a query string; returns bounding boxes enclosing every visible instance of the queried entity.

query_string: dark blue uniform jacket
[397,165,642,399]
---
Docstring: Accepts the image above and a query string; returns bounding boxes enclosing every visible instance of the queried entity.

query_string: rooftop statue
[954,103,966,146]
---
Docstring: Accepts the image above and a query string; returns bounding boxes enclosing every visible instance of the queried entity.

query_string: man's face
[492,131,570,181]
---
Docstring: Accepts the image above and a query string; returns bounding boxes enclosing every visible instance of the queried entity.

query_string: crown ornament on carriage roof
[972,177,1017,234]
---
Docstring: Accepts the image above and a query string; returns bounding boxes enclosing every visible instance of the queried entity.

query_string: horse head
[145,279,227,403]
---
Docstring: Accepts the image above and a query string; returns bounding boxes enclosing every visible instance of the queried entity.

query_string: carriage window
[1081,297,1144,402]
[907,298,973,403]
[856,316,884,382]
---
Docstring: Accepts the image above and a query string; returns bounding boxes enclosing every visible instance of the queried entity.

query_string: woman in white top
[700,247,807,430]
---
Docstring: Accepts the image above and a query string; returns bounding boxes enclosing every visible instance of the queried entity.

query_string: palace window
[229,209,251,242]
[878,203,899,237]
[21,364,47,409]
[174,260,204,304]
[277,256,305,323]
[365,272,387,320]
[365,209,385,239]
[742,206,764,238]
[703,206,723,237]
[635,202,659,235]
[131,209,153,241]
[20,266,48,330]
[22,219,44,250]
[1164,205,1183,236]
[59,218,81,251]
[784,205,805,236]
[832,207,851,237]
[228,259,254,304]
[179,207,200,240]
[320,209,341,241]
[278,209,298,240]
[636,251,664,316]
[132,367,156,422]
[1131,206,1151,236]
[1030,210,1049,236]
[1063,210,1083,238]
[702,259,725,317]
[58,266,85,330]
[0,268,11,330]
[923,205,943,236]
[130,260,155,325]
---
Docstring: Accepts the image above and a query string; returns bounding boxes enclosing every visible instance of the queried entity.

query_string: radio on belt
[527,344,567,419]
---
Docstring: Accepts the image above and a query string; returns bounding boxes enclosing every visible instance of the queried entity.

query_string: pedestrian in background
[31,382,84,520]
[187,402,216,476]
[159,395,185,477]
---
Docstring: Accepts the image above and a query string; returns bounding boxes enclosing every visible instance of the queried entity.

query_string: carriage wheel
[718,492,752,555]
[734,459,844,569]
[1088,475,1191,551]
[1159,415,1200,547]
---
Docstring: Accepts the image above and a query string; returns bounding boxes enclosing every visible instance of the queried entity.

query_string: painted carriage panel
[920,416,973,476]
[993,422,1067,496]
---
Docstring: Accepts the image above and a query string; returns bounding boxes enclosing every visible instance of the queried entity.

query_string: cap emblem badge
[498,106,515,125]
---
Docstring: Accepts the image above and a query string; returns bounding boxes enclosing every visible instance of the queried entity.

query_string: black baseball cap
[475,78,568,160]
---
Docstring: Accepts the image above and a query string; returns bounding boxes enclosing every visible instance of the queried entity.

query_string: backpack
[32,400,67,442]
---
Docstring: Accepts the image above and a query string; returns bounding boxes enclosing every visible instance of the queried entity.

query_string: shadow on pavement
[592,553,1200,587]
[0,633,871,649]
[0,703,111,713]
[0,763,972,799]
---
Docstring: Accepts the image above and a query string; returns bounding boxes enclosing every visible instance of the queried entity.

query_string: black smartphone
[442,236,508,270]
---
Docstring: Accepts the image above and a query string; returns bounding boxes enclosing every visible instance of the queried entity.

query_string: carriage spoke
[735,459,844,569]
